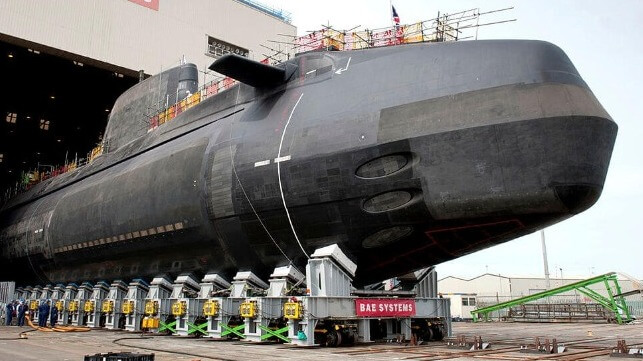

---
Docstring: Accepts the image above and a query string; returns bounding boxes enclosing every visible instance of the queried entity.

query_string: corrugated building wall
[0,282,15,303]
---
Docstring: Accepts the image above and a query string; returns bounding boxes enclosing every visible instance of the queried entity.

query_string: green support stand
[221,323,246,338]
[258,325,291,343]
[159,320,176,333]
[471,272,632,324]
[187,321,208,336]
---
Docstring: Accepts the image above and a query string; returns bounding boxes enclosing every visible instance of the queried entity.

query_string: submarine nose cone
[553,184,602,214]
[542,110,617,215]
[544,113,617,214]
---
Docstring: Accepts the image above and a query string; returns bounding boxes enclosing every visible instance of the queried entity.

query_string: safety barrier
[3,143,104,202]
[147,75,237,132]
[290,7,515,55]
[294,13,464,54]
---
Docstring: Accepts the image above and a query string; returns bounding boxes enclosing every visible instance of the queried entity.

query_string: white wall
[439,273,643,302]
[0,0,296,80]
[439,274,511,297]
[443,294,477,319]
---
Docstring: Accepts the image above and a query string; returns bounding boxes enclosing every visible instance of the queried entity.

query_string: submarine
[0,40,617,286]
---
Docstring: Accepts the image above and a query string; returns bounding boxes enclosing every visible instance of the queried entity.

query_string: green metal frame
[187,321,208,336]
[221,323,246,338]
[471,272,632,324]
[258,325,290,343]
[159,320,176,333]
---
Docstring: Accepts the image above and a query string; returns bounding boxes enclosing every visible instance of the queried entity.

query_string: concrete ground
[0,321,641,360]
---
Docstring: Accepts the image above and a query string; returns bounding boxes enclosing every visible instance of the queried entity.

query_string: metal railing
[146,76,238,132]
[2,143,104,204]
[236,0,292,23]
[475,297,643,320]
[290,8,515,55]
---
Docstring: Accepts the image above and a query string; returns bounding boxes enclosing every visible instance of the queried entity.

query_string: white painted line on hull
[274,155,291,163]
[277,93,309,259]
[335,56,352,74]
[254,159,271,167]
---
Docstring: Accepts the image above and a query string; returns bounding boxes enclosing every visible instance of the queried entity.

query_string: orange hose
[25,315,91,332]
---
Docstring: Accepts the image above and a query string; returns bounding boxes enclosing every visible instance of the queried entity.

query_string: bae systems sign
[355,298,416,317]
[128,0,159,11]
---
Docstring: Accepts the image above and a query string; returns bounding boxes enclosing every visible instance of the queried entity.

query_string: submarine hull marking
[274,155,291,163]
[276,93,307,258]
[254,160,271,167]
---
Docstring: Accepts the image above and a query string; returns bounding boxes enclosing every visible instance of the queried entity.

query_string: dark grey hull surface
[0,40,617,286]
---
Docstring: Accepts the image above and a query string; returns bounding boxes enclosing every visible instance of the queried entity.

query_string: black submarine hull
[0,40,617,286]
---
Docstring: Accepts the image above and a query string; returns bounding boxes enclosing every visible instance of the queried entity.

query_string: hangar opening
[0,37,138,193]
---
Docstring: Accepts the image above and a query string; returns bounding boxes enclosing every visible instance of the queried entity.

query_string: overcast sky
[263,0,643,279]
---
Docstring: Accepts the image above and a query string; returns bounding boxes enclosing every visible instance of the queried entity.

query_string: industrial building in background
[0,0,295,191]
[439,273,643,321]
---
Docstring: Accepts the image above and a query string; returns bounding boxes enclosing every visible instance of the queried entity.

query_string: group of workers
[3,300,59,327]
[4,300,27,326]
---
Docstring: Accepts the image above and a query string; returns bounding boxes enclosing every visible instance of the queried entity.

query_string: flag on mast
[392,5,400,26]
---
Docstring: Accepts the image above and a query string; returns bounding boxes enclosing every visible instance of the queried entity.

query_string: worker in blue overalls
[17,301,26,327]
[39,300,51,327]
[50,302,58,327]
[5,301,13,325]
[37,302,44,326]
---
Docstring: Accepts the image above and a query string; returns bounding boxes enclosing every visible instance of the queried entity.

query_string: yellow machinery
[68,300,79,313]
[142,317,160,329]
[122,300,134,315]
[102,300,114,313]
[203,300,219,317]
[84,300,95,313]
[86,281,110,328]
[103,280,129,331]
[143,300,161,330]
[28,299,40,325]
[240,301,257,319]
[144,300,159,316]
[168,274,204,336]
[171,301,187,317]
[58,283,79,326]
[123,279,151,332]
[141,277,173,333]
[283,301,304,320]
[69,282,93,326]
[196,273,237,338]
[55,300,64,312]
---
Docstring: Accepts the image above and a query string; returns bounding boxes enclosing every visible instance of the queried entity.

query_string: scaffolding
[286,7,515,56]
[471,273,633,324]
